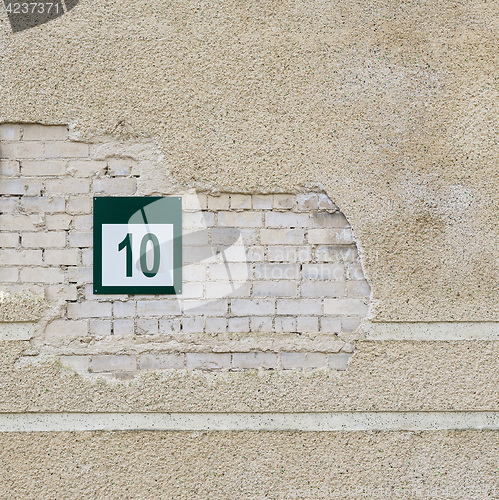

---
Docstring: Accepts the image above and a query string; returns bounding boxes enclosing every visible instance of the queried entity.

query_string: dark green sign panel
[93,197,182,294]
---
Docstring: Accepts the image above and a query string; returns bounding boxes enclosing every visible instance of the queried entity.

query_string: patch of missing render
[0,292,47,323]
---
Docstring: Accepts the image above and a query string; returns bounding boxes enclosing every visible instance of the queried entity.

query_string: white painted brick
[92,355,136,372]
[181,317,204,333]
[24,179,43,196]
[210,227,242,246]
[296,193,319,211]
[113,301,136,318]
[244,246,265,262]
[182,300,228,316]
[67,267,92,283]
[140,354,184,370]
[347,262,365,280]
[89,319,112,336]
[45,284,78,302]
[182,230,209,246]
[205,317,227,333]
[238,229,259,245]
[308,228,353,245]
[0,249,42,265]
[182,247,213,264]
[182,264,207,281]
[324,299,368,316]
[276,299,322,315]
[275,316,296,333]
[218,211,263,228]
[250,316,272,332]
[228,317,249,333]
[205,281,251,299]
[20,267,64,284]
[67,160,106,177]
[21,160,66,176]
[113,319,135,335]
[207,194,230,210]
[181,193,208,211]
[67,302,112,319]
[231,299,275,316]
[260,228,305,245]
[347,280,371,297]
[0,233,19,247]
[22,232,66,248]
[342,318,361,333]
[45,142,89,158]
[59,355,89,372]
[46,178,90,195]
[0,124,21,141]
[300,282,345,298]
[0,142,44,159]
[159,318,181,333]
[315,245,358,263]
[0,197,19,212]
[232,352,277,369]
[265,212,309,228]
[208,263,250,281]
[22,124,68,141]
[93,178,137,194]
[253,281,297,297]
[80,249,92,266]
[254,263,300,280]
[310,212,349,228]
[44,319,87,337]
[296,317,319,333]
[329,353,351,371]
[186,353,231,370]
[0,160,20,176]
[267,246,311,262]
[0,268,18,282]
[273,194,295,210]
[317,193,338,211]
[74,215,93,231]
[179,282,204,298]
[20,197,65,213]
[342,343,355,353]
[302,264,344,280]
[68,232,93,248]
[137,300,181,316]
[0,179,24,195]
[107,157,136,177]
[67,196,92,214]
[230,194,252,209]
[183,212,215,229]
[252,195,273,210]
[281,352,327,369]
[44,249,79,265]
[136,318,159,334]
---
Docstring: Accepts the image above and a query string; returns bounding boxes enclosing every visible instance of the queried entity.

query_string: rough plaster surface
[0,431,496,498]
[0,292,46,322]
[2,340,498,412]
[0,0,498,320]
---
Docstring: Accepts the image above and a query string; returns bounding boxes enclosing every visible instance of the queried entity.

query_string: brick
[218,211,263,228]
[347,280,371,297]
[231,299,275,316]
[93,178,137,194]
[182,264,207,281]
[45,284,77,302]
[0,124,21,141]
[329,353,351,371]
[181,317,204,333]
[45,142,89,158]
[68,232,93,247]
[273,194,295,210]
[67,302,112,319]
[46,179,90,195]
[324,299,368,316]
[182,230,209,246]
[296,317,319,332]
[21,160,66,176]
[0,233,19,247]
[254,263,299,280]
[113,301,136,318]
[228,317,249,332]
[222,245,260,263]
[183,246,211,264]
[347,262,365,280]
[230,194,252,209]
[136,300,181,316]
[282,352,327,369]
[296,193,319,211]
[276,299,322,315]
[318,194,338,211]
[159,318,182,333]
[0,160,20,176]
[183,212,215,229]
[44,319,87,337]
[275,316,296,332]
[252,195,273,210]
[250,316,272,332]
[74,215,93,231]
[300,282,345,298]
[44,249,79,265]
[58,355,89,372]
[0,268,18,282]
[205,281,250,299]
[67,267,92,283]
[182,193,208,211]
[302,264,344,281]
[0,142,44,159]
[205,317,227,333]
[0,197,19,212]
[136,318,159,334]
[22,124,68,141]
[210,227,241,246]
[81,248,92,266]
[267,246,312,262]
[207,194,230,210]
[0,249,42,265]
[253,281,297,297]
[265,212,309,228]
[232,352,277,369]
[46,214,72,230]
[89,319,112,336]
[179,282,203,299]
[310,212,349,228]
[24,179,43,196]
[113,319,135,335]
[308,228,354,245]
[182,299,228,316]
[208,263,250,281]
[260,228,305,245]
[140,354,184,370]
[20,197,65,213]
[22,232,66,248]
[91,355,136,372]
[315,245,358,262]
[107,157,135,177]
[342,318,361,333]
[245,246,265,262]
[20,267,64,283]
[67,160,106,177]
[0,179,24,195]
[186,353,231,370]
[67,196,92,214]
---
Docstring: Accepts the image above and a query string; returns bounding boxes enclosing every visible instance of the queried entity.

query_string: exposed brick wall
[0,123,370,376]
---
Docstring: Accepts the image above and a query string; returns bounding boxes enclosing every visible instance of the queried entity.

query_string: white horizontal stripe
[0,412,497,432]
[0,323,35,340]
[363,322,499,341]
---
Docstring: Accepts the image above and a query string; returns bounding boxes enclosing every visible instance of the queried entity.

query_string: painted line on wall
[362,322,499,341]
[0,412,497,432]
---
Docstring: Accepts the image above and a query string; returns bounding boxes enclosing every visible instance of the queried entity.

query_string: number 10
[118,233,161,278]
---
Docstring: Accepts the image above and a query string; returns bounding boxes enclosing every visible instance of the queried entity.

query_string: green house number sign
[93,197,182,294]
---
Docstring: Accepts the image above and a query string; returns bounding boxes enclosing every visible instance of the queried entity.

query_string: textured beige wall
[1,0,498,320]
